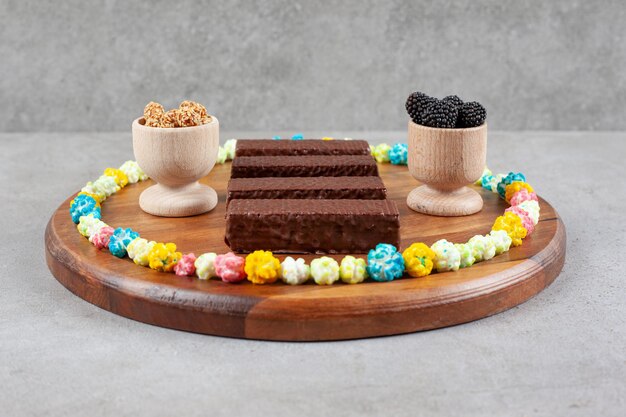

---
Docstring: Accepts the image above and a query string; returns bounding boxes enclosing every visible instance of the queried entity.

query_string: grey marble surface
[0,131,624,417]
[2,0,626,132]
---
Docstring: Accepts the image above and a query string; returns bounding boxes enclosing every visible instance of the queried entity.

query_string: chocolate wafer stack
[225,140,400,254]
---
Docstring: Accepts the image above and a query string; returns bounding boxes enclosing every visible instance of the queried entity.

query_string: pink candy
[505,206,535,235]
[214,252,246,283]
[89,226,114,250]
[174,253,197,277]
[510,189,538,207]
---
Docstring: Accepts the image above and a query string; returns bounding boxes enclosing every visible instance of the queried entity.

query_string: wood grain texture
[45,161,566,341]
[132,117,219,217]
[407,121,487,216]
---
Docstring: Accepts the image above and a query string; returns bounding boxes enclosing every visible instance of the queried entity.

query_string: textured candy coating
[505,205,535,235]
[280,257,310,285]
[245,250,280,284]
[103,168,129,188]
[225,199,400,254]
[518,200,540,225]
[454,243,476,268]
[119,160,148,183]
[373,143,391,163]
[214,252,246,283]
[497,172,526,198]
[148,243,182,272]
[504,181,534,203]
[339,256,368,284]
[389,143,408,165]
[231,155,378,178]
[431,239,461,272]
[126,238,156,266]
[89,226,114,250]
[77,214,107,238]
[235,139,371,157]
[108,227,140,258]
[311,256,340,285]
[174,253,197,277]
[475,167,492,185]
[488,230,512,254]
[467,234,496,262]
[70,194,101,224]
[402,243,436,277]
[194,253,218,280]
[366,244,404,282]
[492,212,527,247]
[223,139,237,160]
[226,176,387,204]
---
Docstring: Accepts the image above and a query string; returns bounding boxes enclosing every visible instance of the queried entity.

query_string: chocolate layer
[230,155,378,178]
[235,139,371,157]
[225,199,400,254]
[227,176,387,204]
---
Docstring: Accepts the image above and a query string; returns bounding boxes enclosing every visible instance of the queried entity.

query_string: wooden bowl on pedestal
[132,117,219,217]
[407,120,487,216]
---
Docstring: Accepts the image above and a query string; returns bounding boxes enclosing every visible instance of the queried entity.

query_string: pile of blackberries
[405,92,486,128]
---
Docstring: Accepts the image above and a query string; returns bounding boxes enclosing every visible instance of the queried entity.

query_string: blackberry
[442,95,463,108]
[457,101,486,128]
[405,91,434,124]
[422,100,458,128]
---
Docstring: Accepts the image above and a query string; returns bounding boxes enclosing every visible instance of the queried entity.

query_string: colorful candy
[103,168,129,188]
[280,256,310,285]
[89,226,114,250]
[509,188,538,206]
[373,143,391,163]
[70,194,101,224]
[244,250,280,284]
[496,172,526,198]
[431,239,461,272]
[119,160,148,183]
[505,205,535,235]
[517,200,540,225]
[321,137,334,141]
[339,256,368,284]
[214,252,246,283]
[454,243,476,268]
[174,253,197,276]
[148,243,182,272]
[108,227,140,258]
[402,243,435,277]
[389,143,408,165]
[223,139,237,160]
[475,167,492,185]
[504,181,534,204]
[216,146,228,164]
[310,256,340,285]
[492,212,527,247]
[194,253,218,280]
[126,238,156,266]
[291,133,304,140]
[366,244,404,282]
[77,214,107,238]
[467,234,496,262]
[488,229,512,255]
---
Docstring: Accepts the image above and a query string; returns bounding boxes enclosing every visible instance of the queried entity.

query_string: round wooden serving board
[45,162,566,341]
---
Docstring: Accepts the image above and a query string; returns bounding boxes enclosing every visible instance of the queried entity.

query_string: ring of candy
[70,138,540,285]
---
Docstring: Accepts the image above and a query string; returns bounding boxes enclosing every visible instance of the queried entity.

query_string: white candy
[195,253,217,280]
[517,200,540,225]
[310,257,340,285]
[279,257,310,285]
[339,256,367,284]
[431,239,461,272]
[223,139,237,160]
[488,230,512,255]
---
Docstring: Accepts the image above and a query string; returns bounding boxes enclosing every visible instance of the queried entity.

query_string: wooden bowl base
[407,185,483,216]
[139,182,218,217]
[45,162,566,341]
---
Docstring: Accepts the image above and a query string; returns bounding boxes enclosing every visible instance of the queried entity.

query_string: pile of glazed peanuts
[143,100,212,128]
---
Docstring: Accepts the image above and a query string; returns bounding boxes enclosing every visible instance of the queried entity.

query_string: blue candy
[291,133,304,140]
[366,243,405,282]
[272,135,281,140]
[389,143,408,165]
[108,227,140,258]
[496,172,526,198]
[481,174,495,190]
[69,194,101,224]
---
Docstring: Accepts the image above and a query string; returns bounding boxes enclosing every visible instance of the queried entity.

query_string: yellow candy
[402,243,436,277]
[321,136,334,141]
[504,181,534,203]
[103,168,129,188]
[75,191,101,206]
[148,242,182,272]
[492,212,527,247]
[244,250,280,284]
[127,238,156,267]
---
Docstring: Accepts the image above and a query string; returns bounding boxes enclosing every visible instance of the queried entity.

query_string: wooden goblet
[132,117,219,217]
[407,121,487,216]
